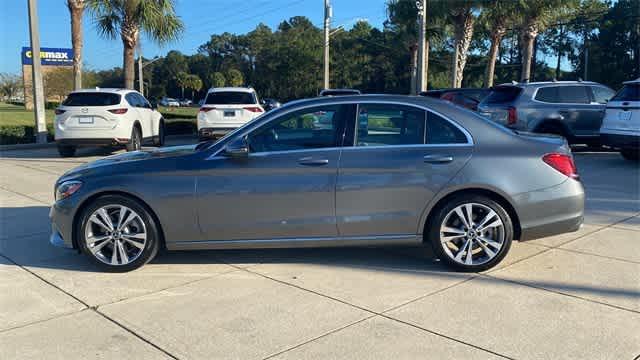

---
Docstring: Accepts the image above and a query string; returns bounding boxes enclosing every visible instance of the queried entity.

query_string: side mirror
[223,137,249,158]
[150,101,158,110]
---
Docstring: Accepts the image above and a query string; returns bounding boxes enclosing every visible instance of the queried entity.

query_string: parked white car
[197,87,264,140]
[600,78,640,161]
[159,97,180,107]
[54,89,165,157]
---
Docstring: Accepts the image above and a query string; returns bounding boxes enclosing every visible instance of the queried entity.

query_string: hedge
[0,120,195,146]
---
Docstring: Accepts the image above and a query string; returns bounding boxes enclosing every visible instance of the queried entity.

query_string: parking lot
[1,139,639,359]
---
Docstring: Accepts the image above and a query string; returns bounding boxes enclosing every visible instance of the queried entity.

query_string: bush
[0,125,54,145]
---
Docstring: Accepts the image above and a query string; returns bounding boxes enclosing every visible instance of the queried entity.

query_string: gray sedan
[50,95,585,272]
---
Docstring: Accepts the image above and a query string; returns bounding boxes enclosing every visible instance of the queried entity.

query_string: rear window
[611,84,640,101]
[483,86,522,104]
[205,92,256,105]
[62,92,121,106]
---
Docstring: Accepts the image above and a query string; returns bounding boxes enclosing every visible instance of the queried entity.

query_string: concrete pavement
[1,142,639,359]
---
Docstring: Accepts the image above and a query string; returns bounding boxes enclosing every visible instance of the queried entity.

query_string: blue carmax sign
[21,47,73,66]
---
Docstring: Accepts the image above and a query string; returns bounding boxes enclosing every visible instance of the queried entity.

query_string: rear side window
[612,84,640,101]
[205,92,256,105]
[484,86,522,104]
[426,112,468,144]
[558,86,590,104]
[356,104,426,146]
[125,93,140,107]
[62,92,121,106]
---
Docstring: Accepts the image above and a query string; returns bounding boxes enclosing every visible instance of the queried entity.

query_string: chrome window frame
[207,100,474,160]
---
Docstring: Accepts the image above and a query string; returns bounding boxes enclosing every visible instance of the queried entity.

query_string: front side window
[426,112,468,144]
[612,84,640,101]
[356,104,425,146]
[248,105,347,153]
[591,86,615,104]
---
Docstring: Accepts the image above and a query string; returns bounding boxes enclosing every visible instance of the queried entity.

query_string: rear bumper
[198,127,236,139]
[600,132,640,150]
[515,178,585,241]
[56,138,129,147]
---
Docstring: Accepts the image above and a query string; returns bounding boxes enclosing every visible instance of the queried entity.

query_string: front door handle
[298,157,329,166]
[423,155,454,164]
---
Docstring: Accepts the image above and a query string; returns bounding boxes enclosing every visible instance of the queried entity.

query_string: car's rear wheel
[57,144,76,157]
[429,195,513,272]
[153,120,165,147]
[126,126,142,152]
[621,149,639,161]
[77,195,160,272]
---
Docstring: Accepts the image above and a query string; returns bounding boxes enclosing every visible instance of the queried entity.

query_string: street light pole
[323,0,331,90]
[27,0,47,143]
[416,0,427,93]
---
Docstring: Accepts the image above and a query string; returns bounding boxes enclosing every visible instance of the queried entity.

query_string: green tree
[208,72,226,88]
[478,0,517,87]
[174,71,188,98]
[184,74,203,100]
[43,68,73,102]
[88,0,184,89]
[0,73,22,100]
[226,69,244,87]
[445,0,483,88]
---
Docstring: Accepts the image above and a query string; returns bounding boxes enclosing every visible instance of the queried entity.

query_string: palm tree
[516,0,570,82]
[185,74,203,100]
[478,0,516,87]
[67,0,85,90]
[444,0,482,88]
[88,0,184,89]
[175,71,188,98]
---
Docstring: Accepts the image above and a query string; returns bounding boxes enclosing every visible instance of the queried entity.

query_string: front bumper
[49,199,78,249]
[600,132,640,150]
[515,178,585,241]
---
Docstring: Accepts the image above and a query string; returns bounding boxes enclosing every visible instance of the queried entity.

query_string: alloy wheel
[439,202,505,266]
[84,205,147,266]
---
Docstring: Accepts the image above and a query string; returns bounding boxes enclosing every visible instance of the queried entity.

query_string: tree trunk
[520,20,538,83]
[555,26,564,79]
[424,39,429,90]
[67,0,84,90]
[484,26,505,88]
[409,44,418,95]
[450,10,475,88]
[120,23,139,89]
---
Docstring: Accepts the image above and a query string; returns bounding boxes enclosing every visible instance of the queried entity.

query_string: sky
[0,0,389,74]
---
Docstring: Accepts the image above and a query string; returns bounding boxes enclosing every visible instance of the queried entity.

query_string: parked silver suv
[478,81,615,145]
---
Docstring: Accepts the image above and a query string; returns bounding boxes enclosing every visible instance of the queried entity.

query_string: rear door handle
[298,157,329,166]
[423,155,454,164]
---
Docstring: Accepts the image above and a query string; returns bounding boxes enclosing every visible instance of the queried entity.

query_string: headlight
[55,180,83,201]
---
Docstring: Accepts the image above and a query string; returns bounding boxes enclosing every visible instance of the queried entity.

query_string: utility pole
[323,0,331,90]
[137,42,144,95]
[416,0,427,93]
[583,43,588,81]
[27,0,47,143]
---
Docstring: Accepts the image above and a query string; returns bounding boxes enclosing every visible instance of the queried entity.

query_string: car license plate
[223,110,235,117]
[618,111,632,121]
[78,117,94,124]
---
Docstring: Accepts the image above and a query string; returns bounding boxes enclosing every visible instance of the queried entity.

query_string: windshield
[205,92,256,105]
[611,84,640,102]
[483,86,522,104]
[62,92,121,106]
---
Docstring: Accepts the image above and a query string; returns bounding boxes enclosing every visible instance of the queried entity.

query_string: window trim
[352,103,427,148]
[532,85,592,105]
[206,100,473,160]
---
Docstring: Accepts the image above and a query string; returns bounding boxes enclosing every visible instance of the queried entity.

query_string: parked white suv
[600,78,640,161]
[55,89,165,157]
[197,87,264,140]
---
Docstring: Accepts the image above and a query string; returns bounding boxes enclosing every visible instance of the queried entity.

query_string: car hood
[60,145,197,179]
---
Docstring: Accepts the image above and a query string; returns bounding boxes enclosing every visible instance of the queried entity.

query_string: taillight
[244,106,263,113]
[543,153,579,180]
[54,109,65,115]
[199,107,216,112]
[507,107,517,125]
[108,108,128,115]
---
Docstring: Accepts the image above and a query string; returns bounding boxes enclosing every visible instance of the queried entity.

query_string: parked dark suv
[477,81,615,145]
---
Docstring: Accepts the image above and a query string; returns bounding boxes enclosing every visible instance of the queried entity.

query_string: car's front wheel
[428,195,513,272]
[153,120,165,147]
[77,195,160,272]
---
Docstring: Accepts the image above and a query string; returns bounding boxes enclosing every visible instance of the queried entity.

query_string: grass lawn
[0,102,55,127]
[157,105,198,118]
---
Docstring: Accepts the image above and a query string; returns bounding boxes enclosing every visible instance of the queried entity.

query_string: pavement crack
[0,185,50,205]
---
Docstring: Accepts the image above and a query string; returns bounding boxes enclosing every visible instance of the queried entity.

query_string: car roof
[282,94,449,111]
[498,81,601,88]
[623,78,640,84]
[70,88,135,94]
[207,87,255,93]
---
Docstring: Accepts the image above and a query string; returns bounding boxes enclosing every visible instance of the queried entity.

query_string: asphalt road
[1,139,639,359]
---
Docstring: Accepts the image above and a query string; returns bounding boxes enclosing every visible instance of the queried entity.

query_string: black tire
[428,194,513,272]
[621,149,640,162]
[77,195,160,272]
[57,144,76,157]
[153,120,165,147]
[126,125,142,152]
